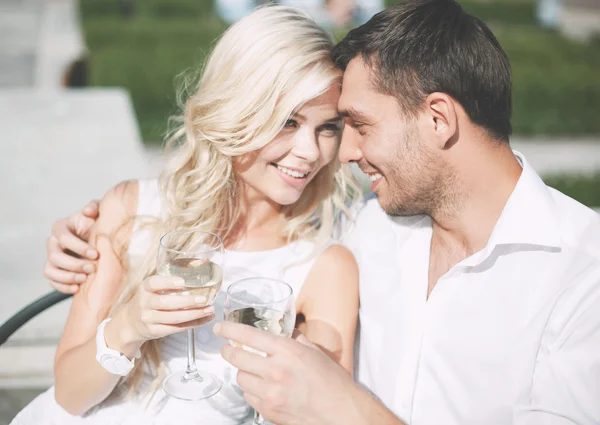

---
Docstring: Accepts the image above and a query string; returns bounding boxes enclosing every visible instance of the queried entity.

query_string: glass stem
[184,328,201,380]
[253,411,264,425]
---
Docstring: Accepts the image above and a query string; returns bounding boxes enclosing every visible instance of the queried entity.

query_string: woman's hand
[109,275,215,349]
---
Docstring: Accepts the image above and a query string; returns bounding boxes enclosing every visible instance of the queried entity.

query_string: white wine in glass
[158,229,224,401]
[159,257,223,303]
[226,307,292,337]
[224,277,296,425]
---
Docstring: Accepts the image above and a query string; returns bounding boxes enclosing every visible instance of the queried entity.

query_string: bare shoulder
[105,179,138,206]
[81,179,140,299]
[299,243,358,307]
[297,243,359,372]
[311,244,358,280]
[96,180,138,229]
[93,180,139,251]
[74,180,140,315]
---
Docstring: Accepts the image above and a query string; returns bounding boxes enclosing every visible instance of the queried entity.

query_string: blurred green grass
[80,0,600,143]
[80,0,226,142]
[544,173,600,207]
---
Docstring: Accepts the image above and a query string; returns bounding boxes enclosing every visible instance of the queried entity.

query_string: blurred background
[0,0,599,422]
[45,0,600,201]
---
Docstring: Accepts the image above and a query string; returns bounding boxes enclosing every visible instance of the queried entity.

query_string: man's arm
[215,321,406,425]
[45,200,100,293]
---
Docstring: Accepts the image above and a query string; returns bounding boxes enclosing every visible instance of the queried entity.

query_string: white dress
[12,179,328,425]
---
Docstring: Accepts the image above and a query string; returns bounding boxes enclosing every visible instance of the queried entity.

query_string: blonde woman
[12,6,360,425]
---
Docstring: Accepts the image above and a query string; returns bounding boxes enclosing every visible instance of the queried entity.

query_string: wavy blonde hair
[114,5,361,392]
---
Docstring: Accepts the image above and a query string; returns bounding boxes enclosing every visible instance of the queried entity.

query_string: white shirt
[346,153,600,425]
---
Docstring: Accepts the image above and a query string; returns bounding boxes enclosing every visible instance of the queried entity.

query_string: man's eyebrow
[292,112,342,123]
[323,115,342,123]
[339,107,370,121]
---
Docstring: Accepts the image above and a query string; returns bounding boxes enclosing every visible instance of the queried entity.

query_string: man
[44,0,600,424]
[217,0,600,423]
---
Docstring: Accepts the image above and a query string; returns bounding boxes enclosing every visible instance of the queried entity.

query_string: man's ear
[424,92,458,150]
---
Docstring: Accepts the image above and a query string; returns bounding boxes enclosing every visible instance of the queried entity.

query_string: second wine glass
[223,277,296,425]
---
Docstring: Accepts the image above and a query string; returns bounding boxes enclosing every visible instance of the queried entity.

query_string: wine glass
[157,229,224,401]
[223,277,296,425]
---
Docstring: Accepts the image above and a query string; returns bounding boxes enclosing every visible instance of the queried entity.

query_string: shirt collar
[490,151,561,247]
[457,151,563,268]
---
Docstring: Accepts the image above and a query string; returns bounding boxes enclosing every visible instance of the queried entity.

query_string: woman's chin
[268,189,304,207]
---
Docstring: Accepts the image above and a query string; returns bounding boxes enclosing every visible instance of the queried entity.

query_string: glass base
[162,370,222,401]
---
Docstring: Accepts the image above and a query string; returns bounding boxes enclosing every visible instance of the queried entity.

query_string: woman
[13,6,360,425]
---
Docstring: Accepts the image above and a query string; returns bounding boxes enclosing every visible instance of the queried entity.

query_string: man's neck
[427,143,522,296]
[433,142,522,254]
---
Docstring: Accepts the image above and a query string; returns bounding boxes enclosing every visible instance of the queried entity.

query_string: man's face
[338,58,445,216]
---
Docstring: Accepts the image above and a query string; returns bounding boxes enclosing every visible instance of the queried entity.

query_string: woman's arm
[53,181,217,416]
[53,181,139,415]
[296,244,359,373]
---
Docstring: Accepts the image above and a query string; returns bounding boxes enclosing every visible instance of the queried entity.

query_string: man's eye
[353,123,367,135]
[319,124,341,137]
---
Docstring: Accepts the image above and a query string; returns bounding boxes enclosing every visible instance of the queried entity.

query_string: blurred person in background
[12,6,360,424]
[536,0,562,27]
[215,0,384,27]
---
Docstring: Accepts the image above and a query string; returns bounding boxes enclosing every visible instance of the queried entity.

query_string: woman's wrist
[103,311,144,360]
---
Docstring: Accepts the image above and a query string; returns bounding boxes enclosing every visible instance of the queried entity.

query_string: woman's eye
[284,119,298,129]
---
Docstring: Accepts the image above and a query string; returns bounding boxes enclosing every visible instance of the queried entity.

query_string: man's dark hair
[332,0,512,142]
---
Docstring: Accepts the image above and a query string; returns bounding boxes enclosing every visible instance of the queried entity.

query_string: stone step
[0,88,151,348]
[0,345,55,389]
[0,53,36,87]
[511,138,600,176]
[0,1,40,88]
[0,4,39,47]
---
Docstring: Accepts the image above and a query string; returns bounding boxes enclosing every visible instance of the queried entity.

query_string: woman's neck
[226,184,287,252]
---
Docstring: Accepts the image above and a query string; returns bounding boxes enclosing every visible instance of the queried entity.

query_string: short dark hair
[332,0,512,142]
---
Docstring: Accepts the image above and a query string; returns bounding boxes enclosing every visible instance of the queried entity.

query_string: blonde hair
[115,5,361,393]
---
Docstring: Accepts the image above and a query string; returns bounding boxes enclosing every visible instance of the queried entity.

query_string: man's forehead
[339,58,381,114]
[341,57,375,88]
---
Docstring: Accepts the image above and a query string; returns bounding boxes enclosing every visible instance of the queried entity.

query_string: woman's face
[235,85,342,206]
